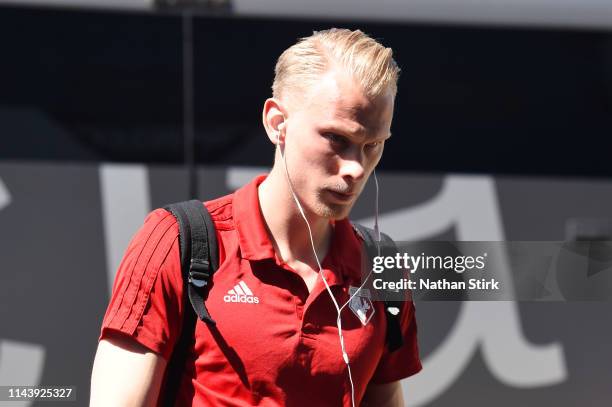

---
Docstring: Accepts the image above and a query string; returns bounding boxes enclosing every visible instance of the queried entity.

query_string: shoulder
[127,208,180,267]
[107,206,182,301]
[204,191,237,231]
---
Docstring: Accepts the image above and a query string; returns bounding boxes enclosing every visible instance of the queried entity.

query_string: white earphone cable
[277,128,381,407]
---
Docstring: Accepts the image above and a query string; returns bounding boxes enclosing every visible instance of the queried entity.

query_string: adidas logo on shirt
[223,280,260,304]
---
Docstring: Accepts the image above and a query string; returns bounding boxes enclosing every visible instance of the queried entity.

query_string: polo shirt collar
[233,174,363,284]
[325,218,364,284]
[233,174,276,261]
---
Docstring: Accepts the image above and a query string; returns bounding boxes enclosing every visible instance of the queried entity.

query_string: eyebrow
[320,122,392,141]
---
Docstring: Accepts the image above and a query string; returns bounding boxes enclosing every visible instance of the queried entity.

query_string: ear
[262,98,287,145]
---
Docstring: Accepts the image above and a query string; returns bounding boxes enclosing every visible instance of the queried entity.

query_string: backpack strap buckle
[189,259,210,288]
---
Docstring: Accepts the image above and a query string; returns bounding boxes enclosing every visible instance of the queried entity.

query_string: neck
[258,168,332,269]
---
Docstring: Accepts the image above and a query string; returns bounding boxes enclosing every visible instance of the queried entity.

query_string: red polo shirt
[100,175,421,406]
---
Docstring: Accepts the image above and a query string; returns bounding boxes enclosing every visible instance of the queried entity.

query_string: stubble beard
[312,188,355,220]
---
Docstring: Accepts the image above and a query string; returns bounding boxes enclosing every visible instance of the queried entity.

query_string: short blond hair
[272,28,400,106]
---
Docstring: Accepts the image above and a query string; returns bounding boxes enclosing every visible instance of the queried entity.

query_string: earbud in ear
[276,122,285,145]
[276,116,287,146]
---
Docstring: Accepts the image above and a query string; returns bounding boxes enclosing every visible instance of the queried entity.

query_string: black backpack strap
[165,199,219,324]
[352,223,404,353]
[160,199,219,407]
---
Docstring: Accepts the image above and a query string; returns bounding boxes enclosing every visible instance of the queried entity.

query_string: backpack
[160,199,404,406]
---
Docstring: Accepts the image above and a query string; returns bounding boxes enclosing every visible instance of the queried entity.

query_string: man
[90,28,421,406]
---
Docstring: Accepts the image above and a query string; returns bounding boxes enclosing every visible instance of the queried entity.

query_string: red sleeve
[99,208,184,361]
[370,301,422,384]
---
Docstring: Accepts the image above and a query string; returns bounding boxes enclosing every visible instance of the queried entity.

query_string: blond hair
[272,28,400,106]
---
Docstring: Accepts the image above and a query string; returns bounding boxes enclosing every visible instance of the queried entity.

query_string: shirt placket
[300,267,345,336]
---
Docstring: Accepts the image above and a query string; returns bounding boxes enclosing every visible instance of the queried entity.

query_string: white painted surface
[99,164,151,296]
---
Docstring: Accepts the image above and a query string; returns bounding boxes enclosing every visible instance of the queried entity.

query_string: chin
[313,202,352,220]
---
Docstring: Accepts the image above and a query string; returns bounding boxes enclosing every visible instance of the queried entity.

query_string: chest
[190,253,386,401]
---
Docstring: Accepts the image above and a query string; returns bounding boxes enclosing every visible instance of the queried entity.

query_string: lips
[326,189,355,202]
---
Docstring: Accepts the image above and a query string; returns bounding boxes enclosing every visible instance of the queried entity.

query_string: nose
[338,152,366,182]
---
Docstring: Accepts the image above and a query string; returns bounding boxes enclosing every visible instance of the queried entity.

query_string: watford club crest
[348,286,375,326]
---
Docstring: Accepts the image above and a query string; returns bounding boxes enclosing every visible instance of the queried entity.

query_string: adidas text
[223,294,260,303]
[224,281,259,303]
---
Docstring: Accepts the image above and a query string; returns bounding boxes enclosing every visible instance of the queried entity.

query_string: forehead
[300,69,394,136]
